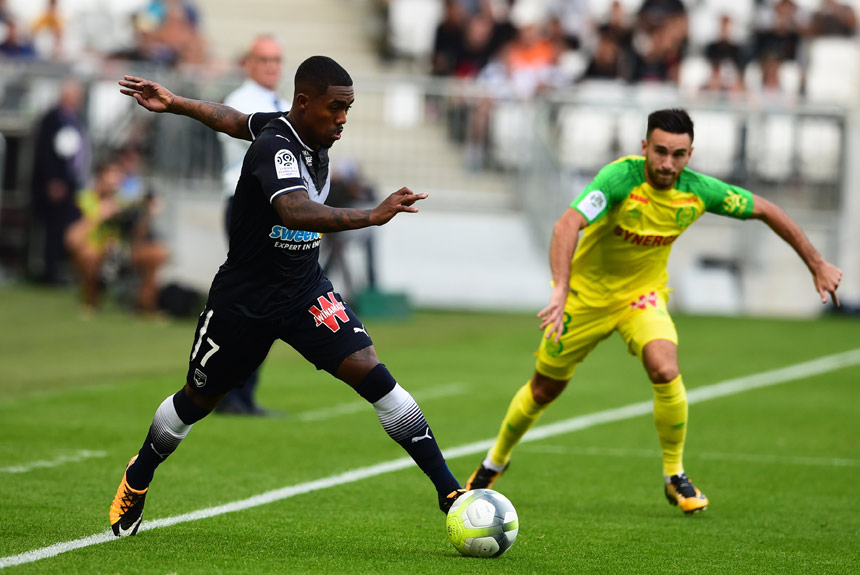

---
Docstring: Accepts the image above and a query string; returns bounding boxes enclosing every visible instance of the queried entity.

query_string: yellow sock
[652,375,688,477]
[487,381,550,468]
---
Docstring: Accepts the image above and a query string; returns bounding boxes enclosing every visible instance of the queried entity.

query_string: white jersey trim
[247,113,257,141]
[278,117,313,151]
[270,185,307,203]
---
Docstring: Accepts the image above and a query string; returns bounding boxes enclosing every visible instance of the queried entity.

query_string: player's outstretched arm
[751,194,842,306]
[273,187,428,233]
[118,75,254,141]
[538,208,587,342]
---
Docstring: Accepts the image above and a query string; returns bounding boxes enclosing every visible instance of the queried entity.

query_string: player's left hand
[370,187,428,225]
[812,260,842,306]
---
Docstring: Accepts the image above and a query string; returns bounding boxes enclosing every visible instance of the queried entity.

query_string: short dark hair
[294,56,352,96]
[647,108,694,142]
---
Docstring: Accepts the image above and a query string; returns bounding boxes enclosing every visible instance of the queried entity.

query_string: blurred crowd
[2,0,856,310]
[425,0,857,95]
[0,0,209,68]
[414,0,857,169]
[28,76,168,316]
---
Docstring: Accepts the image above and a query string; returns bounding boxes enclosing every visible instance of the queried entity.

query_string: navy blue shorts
[185,284,373,396]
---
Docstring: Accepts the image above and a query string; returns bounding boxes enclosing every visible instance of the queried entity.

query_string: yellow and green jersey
[569,155,754,307]
[77,189,122,250]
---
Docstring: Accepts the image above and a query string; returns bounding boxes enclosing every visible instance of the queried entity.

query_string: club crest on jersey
[193,368,207,388]
[309,291,350,332]
[274,149,300,179]
[675,206,697,229]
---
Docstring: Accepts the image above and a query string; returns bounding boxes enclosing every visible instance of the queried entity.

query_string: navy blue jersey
[208,113,332,319]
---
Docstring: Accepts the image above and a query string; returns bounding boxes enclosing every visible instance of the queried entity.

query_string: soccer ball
[445,489,519,558]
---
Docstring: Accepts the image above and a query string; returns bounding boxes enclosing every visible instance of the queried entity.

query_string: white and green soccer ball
[445,489,519,558]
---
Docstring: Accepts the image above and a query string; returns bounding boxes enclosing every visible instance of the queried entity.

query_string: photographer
[65,159,168,315]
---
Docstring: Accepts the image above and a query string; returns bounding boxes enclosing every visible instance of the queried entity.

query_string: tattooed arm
[119,75,254,141]
[273,188,428,232]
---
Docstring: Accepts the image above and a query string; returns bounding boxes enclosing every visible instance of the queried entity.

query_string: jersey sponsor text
[308,291,350,332]
[613,225,679,247]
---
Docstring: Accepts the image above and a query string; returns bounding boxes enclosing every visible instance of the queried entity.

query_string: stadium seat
[744,60,802,100]
[686,110,740,178]
[87,80,135,139]
[587,0,642,20]
[805,38,860,105]
[557,105,617,172]
[797,118,842,184]
[383,82,424,128]
[388,0,443,60]
[747,113,797,182]
[576,79,628,104]
[489,100,533,170]
[678,55,712,98]
[616,109,648,156]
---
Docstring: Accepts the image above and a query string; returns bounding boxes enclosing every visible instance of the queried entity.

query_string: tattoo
[345,346,376,363]
[275,192,373,232]
[176,98,250,140]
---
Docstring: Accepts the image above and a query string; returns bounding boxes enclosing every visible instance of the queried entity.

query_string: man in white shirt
[216,34,289,416]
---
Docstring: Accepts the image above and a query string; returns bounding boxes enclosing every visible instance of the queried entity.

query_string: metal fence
[0,64,852,313]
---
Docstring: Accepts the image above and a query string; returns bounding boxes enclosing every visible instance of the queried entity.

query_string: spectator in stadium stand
[431,0,467,77]
[31,0,63,60]
[702,15,747,94]
[30,79,90,284]
[637,0,687,32]
[628,0,688,84]
[0,17,37,58]
[109,56,466,538]
[135,0,207,67]
[462,108,842,516]
[810,0,858,37]
[751,49,796,105]
[580,30,627,81]
[107,12,171,64]
[64,158,168,315]
[598,0,634,54]
[454,11,495,78]
[215,34,289,417]
[753,0,807,62]
[464,2,560,168]
[545,0,590,51]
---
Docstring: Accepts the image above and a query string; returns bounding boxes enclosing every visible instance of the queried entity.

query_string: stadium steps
[201,0,517,213]
[201,0,382,74]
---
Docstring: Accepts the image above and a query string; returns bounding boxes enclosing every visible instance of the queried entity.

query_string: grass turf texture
[1,285,858,574]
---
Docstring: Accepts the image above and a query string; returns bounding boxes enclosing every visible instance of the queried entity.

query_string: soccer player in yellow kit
[465,109,843,514]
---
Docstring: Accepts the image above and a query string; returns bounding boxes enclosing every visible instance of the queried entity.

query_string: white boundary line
[0,450,107,474]
[2,348,858,570]
[297,383,468,422]
[524,445,860,467]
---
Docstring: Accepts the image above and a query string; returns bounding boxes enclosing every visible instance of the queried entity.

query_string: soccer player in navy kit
[110,56,465,537]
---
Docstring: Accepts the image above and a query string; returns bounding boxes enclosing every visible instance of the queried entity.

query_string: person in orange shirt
[31,0,63,59]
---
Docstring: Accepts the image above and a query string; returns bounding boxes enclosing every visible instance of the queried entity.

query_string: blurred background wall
[0,0,857,316]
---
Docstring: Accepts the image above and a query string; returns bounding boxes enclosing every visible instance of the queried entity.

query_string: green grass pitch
[1,285,858,574]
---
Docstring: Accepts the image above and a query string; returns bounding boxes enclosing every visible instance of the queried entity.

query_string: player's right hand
[118,75,175,113]
[537,285,569,342]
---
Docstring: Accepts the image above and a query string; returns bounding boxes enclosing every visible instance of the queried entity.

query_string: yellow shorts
[534,288,678,381]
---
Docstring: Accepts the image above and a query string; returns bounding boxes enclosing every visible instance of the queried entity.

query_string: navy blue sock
[126,389,210,490]
[358,365,460,496]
